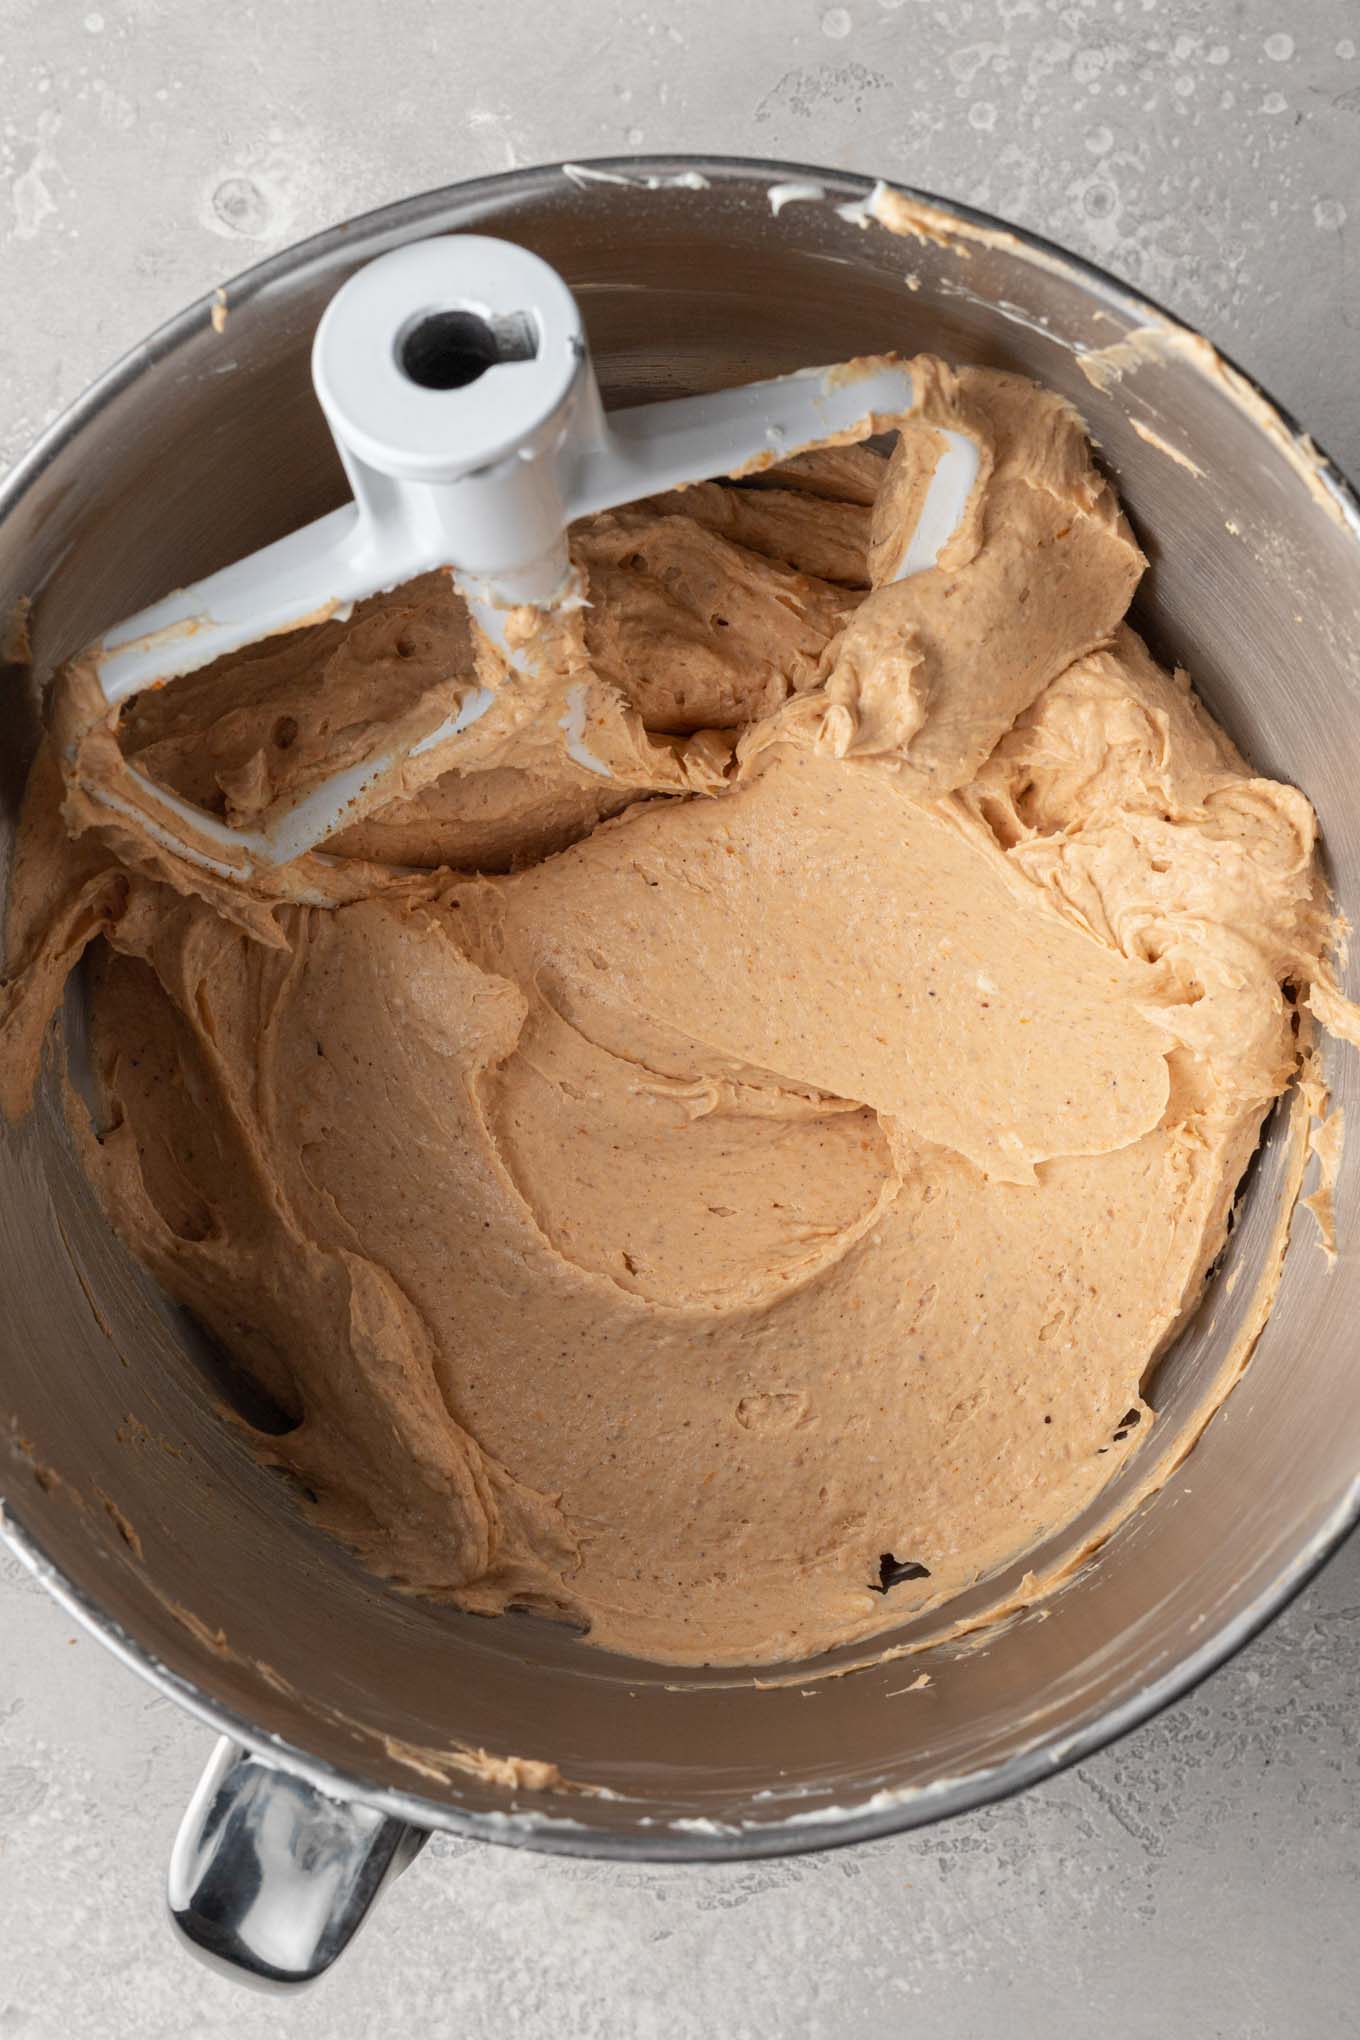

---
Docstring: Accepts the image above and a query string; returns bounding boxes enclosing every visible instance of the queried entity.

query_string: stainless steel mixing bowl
[3,158,1359,1988]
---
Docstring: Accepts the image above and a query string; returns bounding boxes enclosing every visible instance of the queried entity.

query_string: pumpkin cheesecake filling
[0,360,1339,1664]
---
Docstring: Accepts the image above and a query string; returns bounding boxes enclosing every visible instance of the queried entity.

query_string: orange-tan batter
[0,361,1339,1664]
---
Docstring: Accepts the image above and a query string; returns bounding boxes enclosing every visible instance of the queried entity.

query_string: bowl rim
[3,151,1359,1864]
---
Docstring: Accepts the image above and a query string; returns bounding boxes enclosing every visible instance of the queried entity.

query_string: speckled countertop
[1,2,1358,2034]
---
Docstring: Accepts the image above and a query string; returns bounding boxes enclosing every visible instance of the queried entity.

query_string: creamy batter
[0,360,1340,1665]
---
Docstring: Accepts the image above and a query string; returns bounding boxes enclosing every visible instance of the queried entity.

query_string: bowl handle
[167,1736,427,1988]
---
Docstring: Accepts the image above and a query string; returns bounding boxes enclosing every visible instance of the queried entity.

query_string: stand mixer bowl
[2,157,1358,1986]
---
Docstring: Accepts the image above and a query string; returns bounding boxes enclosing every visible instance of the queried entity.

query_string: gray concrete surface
[1,0,1358,2032]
